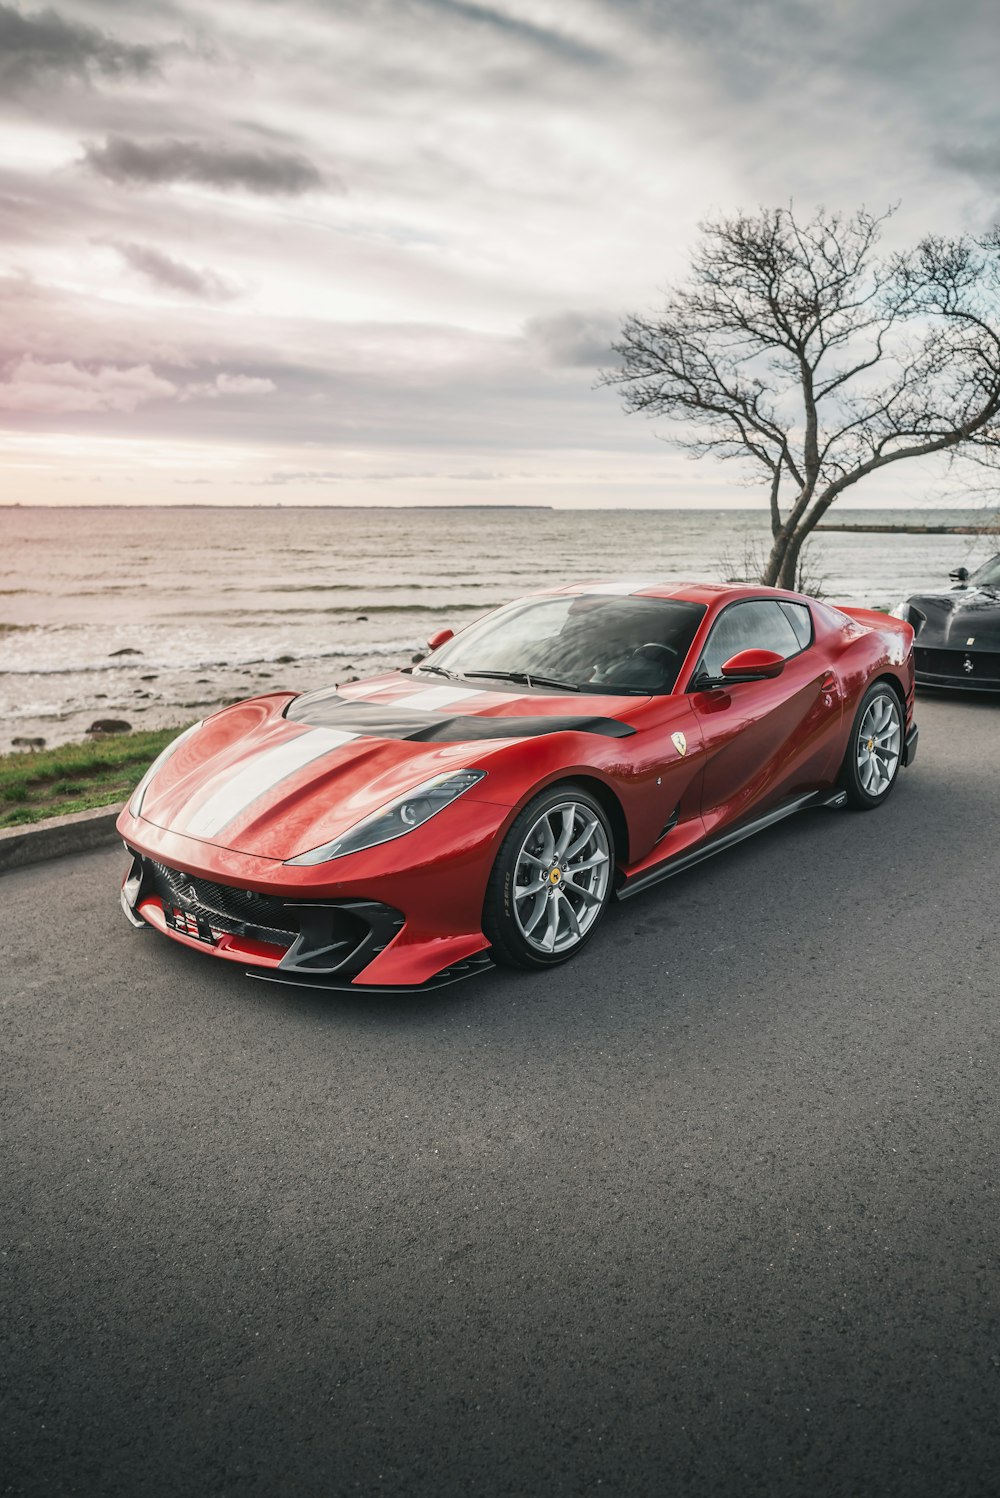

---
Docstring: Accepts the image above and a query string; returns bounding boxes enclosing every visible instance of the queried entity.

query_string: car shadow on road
[134,762,972,1046]
[916,685,1000,707]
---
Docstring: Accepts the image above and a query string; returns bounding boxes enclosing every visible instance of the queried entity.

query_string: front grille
[914,646,1000,686]
[145,859,299,945]
[128,851,405,976]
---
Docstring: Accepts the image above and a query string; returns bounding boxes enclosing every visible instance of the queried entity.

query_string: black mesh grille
[915,646,1000,686]
[131,853,405,974]
[145,859,299,945]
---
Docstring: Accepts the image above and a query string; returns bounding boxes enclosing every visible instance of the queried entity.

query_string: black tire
[838,681,904,810]
[484,783,615,970]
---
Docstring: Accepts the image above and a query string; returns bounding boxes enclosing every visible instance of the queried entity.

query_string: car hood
[908,587,1000,647]
[136,673,641,859]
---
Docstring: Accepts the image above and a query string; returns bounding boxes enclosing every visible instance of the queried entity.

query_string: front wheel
[484,785,614,969]
[839,683,904,809]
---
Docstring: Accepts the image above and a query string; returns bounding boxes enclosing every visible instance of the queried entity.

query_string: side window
[697,601,803,680]
[778,600,813,649]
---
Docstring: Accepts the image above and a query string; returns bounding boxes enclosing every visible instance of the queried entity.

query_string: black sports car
[893,553,1000,691]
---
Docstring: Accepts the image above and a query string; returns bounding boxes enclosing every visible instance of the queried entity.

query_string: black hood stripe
[284,694,636,741]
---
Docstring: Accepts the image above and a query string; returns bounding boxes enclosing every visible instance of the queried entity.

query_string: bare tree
[602,206,1000,588]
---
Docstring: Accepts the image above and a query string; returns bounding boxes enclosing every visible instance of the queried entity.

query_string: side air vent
[658,804,680,842]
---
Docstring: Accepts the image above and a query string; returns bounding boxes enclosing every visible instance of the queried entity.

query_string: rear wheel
[484,785,614,969]
[839,683,903,809]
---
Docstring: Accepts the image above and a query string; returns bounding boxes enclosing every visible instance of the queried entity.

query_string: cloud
[937,142,1000,190]
[0,2,159,87]
[525,310,619,367]
[413,0,613,70]
[180,372,275,400]
[0,357,176,413]
[105,239,240,300]
[81,135,328,195]
[0,357,276,413]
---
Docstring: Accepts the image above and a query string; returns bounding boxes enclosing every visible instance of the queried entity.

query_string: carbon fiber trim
[284,694,636,739]
[248,949,495,994]
[145,858,299,944]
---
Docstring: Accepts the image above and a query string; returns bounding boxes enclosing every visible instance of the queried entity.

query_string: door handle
[818,672,837,695]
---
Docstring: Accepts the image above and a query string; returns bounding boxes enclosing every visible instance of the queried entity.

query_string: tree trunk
[768,462,783,540]
[776,530,803,590]
[761,527,792,586]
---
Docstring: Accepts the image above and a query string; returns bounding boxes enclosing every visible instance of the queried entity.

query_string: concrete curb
[0,802,125,875]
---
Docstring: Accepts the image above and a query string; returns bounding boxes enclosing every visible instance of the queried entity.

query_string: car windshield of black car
[421,594,708,695]
[971,555,1000,588]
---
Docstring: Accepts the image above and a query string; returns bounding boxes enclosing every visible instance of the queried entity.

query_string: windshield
[971,554,1000,588]
[421,594,707,695]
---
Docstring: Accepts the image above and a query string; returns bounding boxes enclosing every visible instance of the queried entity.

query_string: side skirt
[617,789,848,902]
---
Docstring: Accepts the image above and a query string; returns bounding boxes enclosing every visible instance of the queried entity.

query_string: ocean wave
[220,580,504,593]
[186,601,498,619]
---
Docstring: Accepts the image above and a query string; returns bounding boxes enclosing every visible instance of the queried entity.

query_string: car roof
[545,579,808,607]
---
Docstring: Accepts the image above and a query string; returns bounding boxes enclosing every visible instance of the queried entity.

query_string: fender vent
[657,804,680,842]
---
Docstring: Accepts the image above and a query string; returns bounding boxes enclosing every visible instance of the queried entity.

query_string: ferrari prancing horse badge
[671,731,687,757]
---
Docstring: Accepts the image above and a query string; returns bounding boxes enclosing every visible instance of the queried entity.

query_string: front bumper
[121,845,414,979]
[116,795,506,988]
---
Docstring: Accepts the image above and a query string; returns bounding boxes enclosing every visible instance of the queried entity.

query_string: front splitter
[246,949,495,995]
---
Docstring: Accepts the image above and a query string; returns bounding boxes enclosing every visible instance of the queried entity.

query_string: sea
[1,505,996,753]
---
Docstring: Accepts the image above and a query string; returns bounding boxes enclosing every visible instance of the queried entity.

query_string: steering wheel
[633,642,678,662]
[592,641,679,689]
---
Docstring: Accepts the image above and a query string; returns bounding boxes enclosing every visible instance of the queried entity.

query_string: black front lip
[246,950,495,994]
[915,671,1000,693]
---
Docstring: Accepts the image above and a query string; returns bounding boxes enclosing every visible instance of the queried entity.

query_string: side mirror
[949,566,970,584]
[426,626,454,652]
[720,648,785,681]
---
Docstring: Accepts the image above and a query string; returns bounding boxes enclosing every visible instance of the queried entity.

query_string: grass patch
[0,725,191,829]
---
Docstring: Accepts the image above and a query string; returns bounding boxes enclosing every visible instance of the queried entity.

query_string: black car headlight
[285,769,487,866]
[129,720,204,817]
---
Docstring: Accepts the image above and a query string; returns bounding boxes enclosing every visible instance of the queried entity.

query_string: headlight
[285,769,486,866]
[128,720,203,817]
[889,601,910,621]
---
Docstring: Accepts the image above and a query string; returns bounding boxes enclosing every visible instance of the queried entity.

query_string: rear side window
[778,601,813,649]
[697,600,805,680]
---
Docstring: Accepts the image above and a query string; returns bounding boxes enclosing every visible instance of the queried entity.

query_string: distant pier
[816,522,997,534]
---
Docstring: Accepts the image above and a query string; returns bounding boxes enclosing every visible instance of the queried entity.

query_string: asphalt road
[3,691,999,1498]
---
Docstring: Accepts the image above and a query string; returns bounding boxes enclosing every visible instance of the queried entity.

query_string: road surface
[2,692,998,1497]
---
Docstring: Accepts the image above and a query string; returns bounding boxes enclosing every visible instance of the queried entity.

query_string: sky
[0,0,997,508]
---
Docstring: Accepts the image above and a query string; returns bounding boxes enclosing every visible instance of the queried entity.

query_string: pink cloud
[179,372,276,400]
[0,357,176,413]
[0,358,276,414]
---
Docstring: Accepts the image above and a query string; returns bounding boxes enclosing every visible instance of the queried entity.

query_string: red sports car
[118,581,918,992]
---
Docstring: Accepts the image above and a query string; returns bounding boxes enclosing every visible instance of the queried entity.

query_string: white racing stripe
[387,685,488,711]
[185,727,358,840]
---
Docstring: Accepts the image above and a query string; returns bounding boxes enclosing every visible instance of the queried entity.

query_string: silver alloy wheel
[512,800,611,955]
[856,692,902,796]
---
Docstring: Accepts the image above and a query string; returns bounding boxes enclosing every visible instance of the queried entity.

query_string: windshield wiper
[417,664,457,680]
[461,668,580,692]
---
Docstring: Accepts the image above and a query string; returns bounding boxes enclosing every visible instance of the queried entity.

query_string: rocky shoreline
[1,647,416,755]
